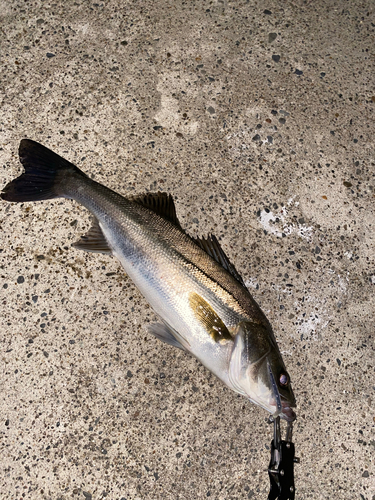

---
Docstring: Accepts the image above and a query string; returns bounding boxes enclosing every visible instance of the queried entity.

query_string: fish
[1,139,296,421]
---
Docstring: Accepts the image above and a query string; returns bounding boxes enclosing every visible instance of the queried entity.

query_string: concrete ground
[1,0,374,499]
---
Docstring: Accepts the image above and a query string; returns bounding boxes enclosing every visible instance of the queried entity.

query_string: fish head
[228,321,296,421]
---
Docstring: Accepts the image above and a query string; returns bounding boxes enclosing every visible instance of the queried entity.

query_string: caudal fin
[1,139,84,202]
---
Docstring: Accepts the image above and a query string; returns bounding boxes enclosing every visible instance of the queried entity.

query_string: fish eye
[279,371,289,386]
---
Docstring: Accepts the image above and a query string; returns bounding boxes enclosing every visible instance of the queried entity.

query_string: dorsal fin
[193,234,246,286]
[72,217,112,254]
[131,192,183,229]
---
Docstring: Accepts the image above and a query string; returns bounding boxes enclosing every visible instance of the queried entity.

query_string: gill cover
[228,321,295,418]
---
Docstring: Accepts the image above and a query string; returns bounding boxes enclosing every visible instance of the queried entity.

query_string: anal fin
[73,217,112,254]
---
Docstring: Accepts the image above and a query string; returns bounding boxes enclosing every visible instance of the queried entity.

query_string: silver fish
[1,139,296,421]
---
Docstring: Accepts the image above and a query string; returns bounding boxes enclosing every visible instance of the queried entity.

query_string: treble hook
[267,416,299,500]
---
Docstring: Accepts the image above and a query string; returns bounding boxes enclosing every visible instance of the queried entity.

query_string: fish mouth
[280,402,296,422]
[267,360,296,422]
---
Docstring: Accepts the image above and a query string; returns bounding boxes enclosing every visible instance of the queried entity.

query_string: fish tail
[1,139,86,202]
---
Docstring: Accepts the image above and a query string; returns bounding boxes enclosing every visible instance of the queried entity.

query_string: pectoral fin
[189,292,232,343]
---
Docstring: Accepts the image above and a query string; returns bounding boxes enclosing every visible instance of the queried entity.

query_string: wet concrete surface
[0,0,374,499]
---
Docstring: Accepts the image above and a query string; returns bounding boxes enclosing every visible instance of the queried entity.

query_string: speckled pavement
[1,1,374,499]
